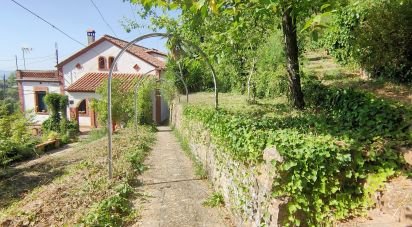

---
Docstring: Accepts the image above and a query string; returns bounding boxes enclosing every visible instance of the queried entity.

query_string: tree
[6,73,18,101]
[128,0,337,109]
[0,73,19,114]
[281,4,305,108]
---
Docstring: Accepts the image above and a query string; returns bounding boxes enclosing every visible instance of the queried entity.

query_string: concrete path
[133,126,229,227]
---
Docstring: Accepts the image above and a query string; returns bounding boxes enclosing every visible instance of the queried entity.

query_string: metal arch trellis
[107,32,219,179]
[177,61,189,103]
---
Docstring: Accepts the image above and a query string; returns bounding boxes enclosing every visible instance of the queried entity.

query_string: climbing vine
[182,84,410,225]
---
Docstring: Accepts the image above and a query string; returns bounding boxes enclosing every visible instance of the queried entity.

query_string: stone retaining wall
[171,102,286,226]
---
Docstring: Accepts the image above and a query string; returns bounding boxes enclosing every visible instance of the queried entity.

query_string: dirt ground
[338,176,412,227]
[0,132,114,226]
[0,142,86,210]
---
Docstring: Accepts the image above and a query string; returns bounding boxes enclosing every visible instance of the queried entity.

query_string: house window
[78,100,87,115]
[98,56,106,70]
[35,91,47,113]
[108,56,116,70]
[133,64,140,71]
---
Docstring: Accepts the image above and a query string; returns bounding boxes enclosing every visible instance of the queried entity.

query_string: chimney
[87,29,96,45]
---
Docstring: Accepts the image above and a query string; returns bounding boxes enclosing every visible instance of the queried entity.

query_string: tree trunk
[281,7,305,109]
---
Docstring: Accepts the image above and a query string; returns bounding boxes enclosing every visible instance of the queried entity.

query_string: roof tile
[57,35,166,69]
[17,70,57,79]
[66,72,144,92]
[103,35,166,68]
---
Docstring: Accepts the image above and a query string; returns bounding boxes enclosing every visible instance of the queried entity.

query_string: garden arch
[106,32,218,178]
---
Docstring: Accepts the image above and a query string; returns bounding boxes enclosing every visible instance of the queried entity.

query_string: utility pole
[15,55,18,70]
[55,42,59,65]
[22,48,26,70]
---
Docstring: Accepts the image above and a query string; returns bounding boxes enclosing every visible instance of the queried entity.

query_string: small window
[133,64,140,71]
[98,56,106,70]
[108,56,116,70]
[35,91,47,113]
[78,100,87,115]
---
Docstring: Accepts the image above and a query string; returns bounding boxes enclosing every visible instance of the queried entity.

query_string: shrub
[46,131,59,141]
[42,93,64,132]
[41,93,78,143]
[254,30,288,98]
[322,0,412,82]
[91,78,147,126]
[304,81,410,140]
[136,79,156,124]
[352,1,412,82]
[83,193,132,226]
[0,105,36,166]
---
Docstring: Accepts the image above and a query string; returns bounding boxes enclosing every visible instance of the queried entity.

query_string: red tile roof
[57,35,166,69]
[146,49,167,56]
[17,70,57,79]
[104,35,166,69]
[66,72,143,92]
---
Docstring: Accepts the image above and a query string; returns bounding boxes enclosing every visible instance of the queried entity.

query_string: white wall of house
[62,40,158,88]
[21,81,61,124]
[56,39,169,127]
[67,92,100,127]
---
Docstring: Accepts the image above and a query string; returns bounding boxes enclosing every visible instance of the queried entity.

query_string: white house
[17,30,169,129]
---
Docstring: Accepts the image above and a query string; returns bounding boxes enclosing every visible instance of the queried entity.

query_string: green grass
[303,51,412,105]
[203,192,224,207]
[80,127,107,144]
[187,92,297,118]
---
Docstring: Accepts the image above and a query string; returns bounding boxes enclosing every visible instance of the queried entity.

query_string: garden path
[132,126,230,227]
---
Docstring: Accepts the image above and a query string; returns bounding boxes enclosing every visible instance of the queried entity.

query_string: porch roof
[65,72,143,92]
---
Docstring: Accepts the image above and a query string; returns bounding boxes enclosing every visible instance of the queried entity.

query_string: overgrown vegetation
[183,88,410,225]
[81,127,155,226]
[0,127,155,226]
[121,0,412,224]
[91,77,155,127]
[321,0,412,82]
[0,73,36,166]
[41,93,78,144]
[136,78,156,125]
[0,104,37,166]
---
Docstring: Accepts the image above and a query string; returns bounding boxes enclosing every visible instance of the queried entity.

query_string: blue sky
[0,0,172,73]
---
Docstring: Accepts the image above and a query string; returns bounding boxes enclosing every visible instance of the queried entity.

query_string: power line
[0,54,55,62]
[89,0,118,37]
[10,0,86,48]
[0,57,56,70]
